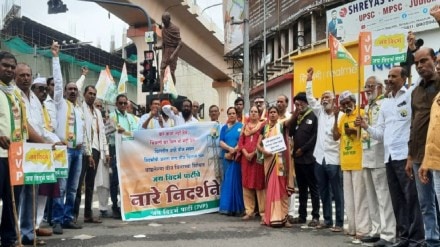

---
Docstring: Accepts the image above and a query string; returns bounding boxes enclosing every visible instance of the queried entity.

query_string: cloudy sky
[2,0,223,52]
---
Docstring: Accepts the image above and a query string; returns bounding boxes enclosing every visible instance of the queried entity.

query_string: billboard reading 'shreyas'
[326,0,439,42]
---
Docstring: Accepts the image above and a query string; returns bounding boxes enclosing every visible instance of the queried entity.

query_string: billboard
[223,0,245,54]
[293,42,363,97]
[326,0,439,42]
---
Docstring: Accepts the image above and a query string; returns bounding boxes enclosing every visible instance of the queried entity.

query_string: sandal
[241,214,254,221]
[284,221,293,228]
[331,226,343,232]
[84,217,102,223]
[316,224,331,229]
[22,238,46,246]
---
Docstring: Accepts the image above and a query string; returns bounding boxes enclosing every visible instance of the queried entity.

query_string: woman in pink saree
[257,106,295,227]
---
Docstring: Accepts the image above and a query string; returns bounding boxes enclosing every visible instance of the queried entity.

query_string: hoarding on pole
[326,0,439,42]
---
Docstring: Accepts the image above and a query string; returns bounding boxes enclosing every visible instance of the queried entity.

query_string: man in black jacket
[289,92,320,227]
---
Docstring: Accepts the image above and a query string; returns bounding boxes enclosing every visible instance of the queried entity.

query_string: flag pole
[330,52,336,97]
[357,33,362,139]
[11,185,22,246]
[329,35,336,98]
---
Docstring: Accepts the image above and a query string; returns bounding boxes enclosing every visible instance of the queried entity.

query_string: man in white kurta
[73,85,109,222]
[360,77,396,246]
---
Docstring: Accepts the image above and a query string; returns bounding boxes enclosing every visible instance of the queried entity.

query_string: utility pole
[243,0,250,113]
[263,0,267,100]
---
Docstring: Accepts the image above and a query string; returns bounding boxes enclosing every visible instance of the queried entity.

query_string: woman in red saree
[238,106,266,220]
[257,106,295,227]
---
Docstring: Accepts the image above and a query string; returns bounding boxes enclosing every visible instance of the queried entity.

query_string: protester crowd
[1,6,440,247]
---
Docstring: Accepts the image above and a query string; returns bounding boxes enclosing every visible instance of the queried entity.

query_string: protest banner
[116,122,221,221]
[262,134,287,154]
[52,146,68,178]
[359,29,408,66]
[8,142,60,185]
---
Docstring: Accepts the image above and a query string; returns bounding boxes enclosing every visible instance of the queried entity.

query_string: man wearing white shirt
[51,42,88,234]
[44,77,58,131]
[304,68,343,232]
[359,76,396,246]
[15,65,59,245]
[0,51,46,247]
[31,77,61,239]
[277,95,291,121]
[192,100,201,120]
[162,99,198,126]
[357,66,424,247]
[139,98,174,129]
[74,85,110,224]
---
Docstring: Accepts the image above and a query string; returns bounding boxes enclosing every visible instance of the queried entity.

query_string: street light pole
[263,0,267,100]
[243,0,250,113]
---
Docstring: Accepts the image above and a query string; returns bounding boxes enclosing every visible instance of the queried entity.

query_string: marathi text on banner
[116,122,221,221]
[262,134,287,154]
[8,142,65,185]
[52,146,68,178]
[359,29,408,66]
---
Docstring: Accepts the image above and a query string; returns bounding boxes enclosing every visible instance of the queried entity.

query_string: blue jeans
[20,184,39,241]
[413,163,440,246]
[52,148,82,225]
[314,161,344,227]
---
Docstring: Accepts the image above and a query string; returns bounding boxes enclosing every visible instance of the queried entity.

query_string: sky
[1,0,223,52]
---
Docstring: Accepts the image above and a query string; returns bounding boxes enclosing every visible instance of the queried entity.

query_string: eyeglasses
[254,101,264,104]
[118,102,127,105]
[95,105,103,108]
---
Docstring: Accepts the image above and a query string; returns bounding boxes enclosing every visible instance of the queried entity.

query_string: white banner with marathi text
[116,122,221,221]
[8,142,68,185]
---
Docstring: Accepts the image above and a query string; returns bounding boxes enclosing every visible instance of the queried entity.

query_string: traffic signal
[141,59,159,93]
[48,0,68,14]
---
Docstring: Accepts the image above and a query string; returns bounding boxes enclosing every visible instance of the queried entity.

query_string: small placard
[262,134,286,154]
[145,31,156,44]
[105,119,117,135]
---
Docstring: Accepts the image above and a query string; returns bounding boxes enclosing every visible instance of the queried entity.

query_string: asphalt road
[40,212,354,247]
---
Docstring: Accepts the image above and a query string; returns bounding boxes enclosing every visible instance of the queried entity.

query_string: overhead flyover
[95,0,235,106]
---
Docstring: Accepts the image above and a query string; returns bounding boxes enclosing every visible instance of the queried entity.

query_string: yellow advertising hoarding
[292,41,364,97]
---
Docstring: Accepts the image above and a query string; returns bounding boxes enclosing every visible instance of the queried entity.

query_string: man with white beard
[359,76,396,246]
[304,68,344,232]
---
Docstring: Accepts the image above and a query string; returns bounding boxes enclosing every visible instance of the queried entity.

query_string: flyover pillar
[212,80,236,123]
